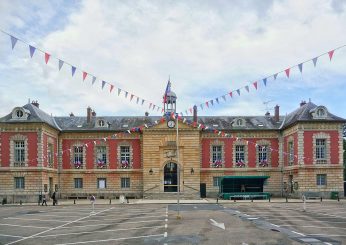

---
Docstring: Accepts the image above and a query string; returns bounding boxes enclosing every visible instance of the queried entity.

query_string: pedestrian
[90,195,96,213]
[42,194,47,206]
[52,191,57,206]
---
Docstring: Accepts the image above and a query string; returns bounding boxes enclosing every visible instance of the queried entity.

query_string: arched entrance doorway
[164,162,178,192]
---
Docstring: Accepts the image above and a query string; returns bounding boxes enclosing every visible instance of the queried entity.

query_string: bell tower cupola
[163,80,177,114]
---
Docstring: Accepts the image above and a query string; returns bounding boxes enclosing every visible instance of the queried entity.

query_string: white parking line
[279,225,346,229]
[5,207,115,245]
[0,224,52,229]
[306,234,346,237]
[4,217,73,223]
[24,213,82,218]
[34,225,164,238]
[76,214,166,222]
[291,231,305,236]
[54,234,164,245]
[0,234,24,238]
[61,219,165,229]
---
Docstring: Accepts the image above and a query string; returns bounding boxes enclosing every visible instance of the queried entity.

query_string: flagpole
[176,113,181,219]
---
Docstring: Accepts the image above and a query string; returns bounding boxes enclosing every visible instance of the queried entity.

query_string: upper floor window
[14,177,25,189]
[316,109,325,117]
[212,146,222,163]
[288,141,294,165]
[47,143,54,167]
[311,106,328,119]
[96,146,107,163]
[258,145,268,167]
[16,110,23,118]
[233,118,245,127]
[74,146,83,166]
[316,139,326,161]
[120,146,130,162]
[14,141,25,163]
[235,145,245,162]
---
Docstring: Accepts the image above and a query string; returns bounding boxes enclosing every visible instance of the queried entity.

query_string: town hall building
[0,89,345,202]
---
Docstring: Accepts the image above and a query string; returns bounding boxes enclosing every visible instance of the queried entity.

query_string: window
[316,139,326,161]
[14,177,25,189]
[48,143,54,166]
[213,177,220,187]
[316,108,325,117]
[316,174,326,186]
[212,146,222,162]
[235,145,245,162]
[258,145,267,162]
[121,178,130,188]
[98,120,105,127]
[288,141,294,164]
[16,110,23,118]
[74,178,83,188]
[120,146,130,162]
[236,119,243,126]
[14,141,25,163]
[97,178,107,189]
[74,146,83,164]
[96,146,107,164]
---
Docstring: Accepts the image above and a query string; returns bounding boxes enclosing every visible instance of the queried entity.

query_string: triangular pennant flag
[45,53,50,64]
[110,84,114,93]
[125,91,128,98]
[285,68,290,78]
[118,88,121,96]
[136,97,139,104]
[222,95,226,101]
[262,78,267,86]
[328,50,334,61]
[312,57,318,67]
[236,89,240,96]
[59,60,64,70]
[200,104,203,110]
[253,81,258,90]
[185,110,188,115]
[229,91,233,98]
[206,101,209,108]
[29,45,36,58]
[10,35,18,49]
[101,80,106,89]
[152,105,156,110]
[274,73,278,80]
[149,103,152,109]
[161,108,164,113]
[157,106,160,112]
[72,66,76,77]
[142,99,145,105]
[130,94,134,101]
[216,98,219,104]
[189,108,193,114]
[245,85,249,92]
[210,100,214,106]
[298,63,303,73]
[82,71,87,81]
[92,76,96,85]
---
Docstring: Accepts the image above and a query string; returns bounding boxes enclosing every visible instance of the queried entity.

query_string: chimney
[31,100,39,108]
[92,110,96,117]
[69,112,74,117]
[274,105,280,122]
[265,111,270,117]
[87,107,92,123]
[145,111,149,117]
[193,105,197,123]
[300,100,306,107]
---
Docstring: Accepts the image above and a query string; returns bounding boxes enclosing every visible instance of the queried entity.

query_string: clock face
[167,120,176,128]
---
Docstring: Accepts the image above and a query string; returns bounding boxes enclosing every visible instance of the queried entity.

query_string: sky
[0,0,346,118]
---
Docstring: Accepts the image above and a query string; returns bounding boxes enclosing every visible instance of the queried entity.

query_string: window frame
[74,146,84,164]
[97,178,107,189]
[14,140,25,163]
[235,145,245,162]
[213,177,220,187]
[14,177,25,189]
[316,174,327,186]
[74,178,83,189]
[121,177,131,188]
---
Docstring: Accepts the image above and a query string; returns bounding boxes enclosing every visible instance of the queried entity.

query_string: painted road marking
[24,213,82,218]
[5,207,115,245]
[61,219,165,229]
[79,214,166,222]
[306,234,346,237]
[54,234,164,245]
[0,234,24,238]
[164,232,167,237]
[279,225,346,229]
[4,217,73,223]
[0,224,52,229]
[291,231,305,236]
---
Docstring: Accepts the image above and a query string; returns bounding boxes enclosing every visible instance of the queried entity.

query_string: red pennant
[253,81,258,90]
[45,53,50,64]
[82,72,87,81]
[160,118,165,123]
[189,108,193,114]
[192,122,197,127]
[285,68,290,78]
[206,101,209,108]
[130,94,134,101]
[161,108,164,113]
[110,85,114,93]
[328,50,334,61]
[214,130,218,134]
[229,91,233,98]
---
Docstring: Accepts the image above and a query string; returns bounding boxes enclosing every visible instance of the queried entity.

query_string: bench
[222,192,270,200]
[302,192,320,200]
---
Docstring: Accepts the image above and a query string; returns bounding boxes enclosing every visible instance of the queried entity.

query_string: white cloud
[0,0,346,118]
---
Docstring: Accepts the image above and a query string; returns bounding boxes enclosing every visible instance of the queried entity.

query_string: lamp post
[176,114,181,219]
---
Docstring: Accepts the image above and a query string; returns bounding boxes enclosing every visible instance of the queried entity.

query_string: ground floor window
[97,178,107,189]
[121,178,130,188]
[14,177,25,189]
[316,174,327,186]
[213,177,220,187]
[74,178,83,189]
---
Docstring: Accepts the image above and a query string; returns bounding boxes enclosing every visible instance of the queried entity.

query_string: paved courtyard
[0,200,344,244]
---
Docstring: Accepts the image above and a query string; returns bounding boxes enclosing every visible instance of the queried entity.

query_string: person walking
[41,194,47,206]
[52,191,57,206]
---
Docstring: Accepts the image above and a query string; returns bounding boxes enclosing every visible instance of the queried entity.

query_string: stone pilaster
[297,129,304,165]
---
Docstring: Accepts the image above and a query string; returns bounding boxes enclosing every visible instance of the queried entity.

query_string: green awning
[220,176,269,180]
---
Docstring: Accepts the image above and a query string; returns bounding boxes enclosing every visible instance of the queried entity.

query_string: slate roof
[282,102,346,129]
[0,103,60,130]
[1,102,344,132]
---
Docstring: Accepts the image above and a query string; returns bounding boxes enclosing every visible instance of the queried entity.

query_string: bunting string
[0,29,163,113]
[181,44,346,115]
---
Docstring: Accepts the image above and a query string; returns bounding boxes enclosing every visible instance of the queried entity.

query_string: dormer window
[98,120,105,127]
[311,106,328,119]
[96,119,107,128]
[11,107,29,120]
[233,118,245,127]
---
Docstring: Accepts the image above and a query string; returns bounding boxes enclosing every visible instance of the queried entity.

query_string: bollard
[269,196,271,202]
[19,200,22,205]
[320,197,322,202]
[286,196,288,203]
[74,199,76,204]
[234,198,236,202]
[216,198,218,204]
[109,198,111,204]
[251,197,253,202]
[337,196,340,202]
[303,195,306,212]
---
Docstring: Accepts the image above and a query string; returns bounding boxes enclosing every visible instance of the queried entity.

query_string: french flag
[163,79,171,103]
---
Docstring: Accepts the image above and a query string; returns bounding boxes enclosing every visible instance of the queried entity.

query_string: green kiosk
[219,176,270,200]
